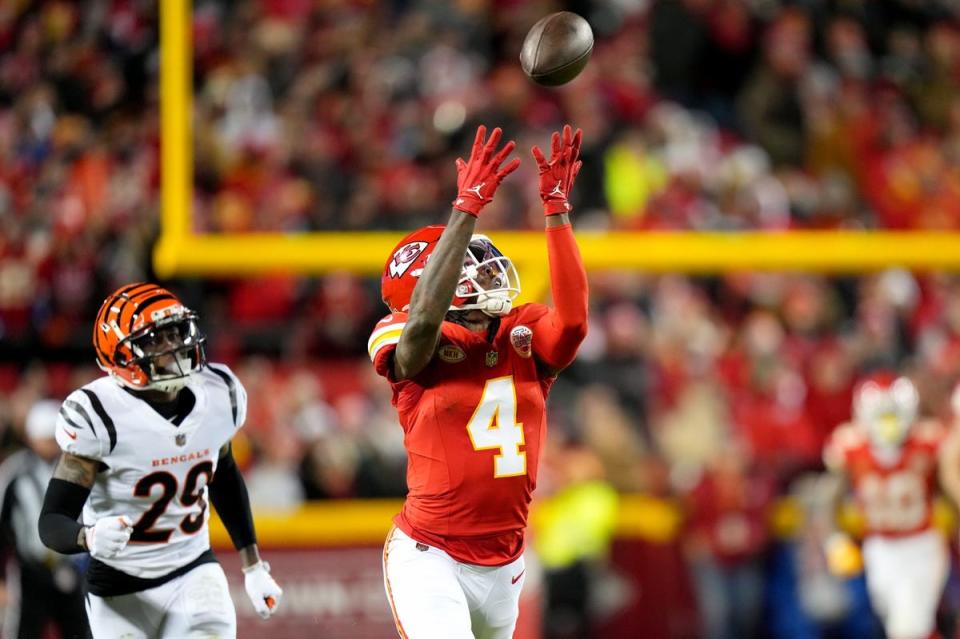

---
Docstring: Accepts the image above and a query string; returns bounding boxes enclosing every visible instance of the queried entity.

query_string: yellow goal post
[156,0,960,294]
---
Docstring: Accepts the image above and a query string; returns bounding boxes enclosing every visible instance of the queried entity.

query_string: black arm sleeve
[39,478,91,554]
[209,447,257,550]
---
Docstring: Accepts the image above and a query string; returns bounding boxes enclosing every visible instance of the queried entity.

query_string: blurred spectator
[0,401,88,639]
[737,9,810,166]
[534,435,618,639]
[682,444,774,639]
[244,425,305,512]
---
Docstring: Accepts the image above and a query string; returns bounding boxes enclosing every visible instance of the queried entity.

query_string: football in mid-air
[520,12,594,87]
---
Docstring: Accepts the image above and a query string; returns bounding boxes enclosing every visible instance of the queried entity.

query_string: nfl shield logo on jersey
[485,351,499,367]
[175,433,187,447]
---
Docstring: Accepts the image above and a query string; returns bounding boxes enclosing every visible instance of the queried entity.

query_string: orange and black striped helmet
[93,283,206,392]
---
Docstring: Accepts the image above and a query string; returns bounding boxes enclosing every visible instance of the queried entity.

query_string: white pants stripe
[383,527,525,639]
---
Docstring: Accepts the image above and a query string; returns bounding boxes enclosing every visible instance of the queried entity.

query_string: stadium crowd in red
[3,1,960,634]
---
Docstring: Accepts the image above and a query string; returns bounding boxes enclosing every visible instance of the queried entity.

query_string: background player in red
[368,124,588,639]
[820,372,948,639]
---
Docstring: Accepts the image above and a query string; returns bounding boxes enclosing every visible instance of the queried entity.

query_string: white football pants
[86,562,236,638]
[862,528,948,639]
[383,526,525,639]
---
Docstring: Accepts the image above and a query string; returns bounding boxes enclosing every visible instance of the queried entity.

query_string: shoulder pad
[368,313,408,362]
[56,387,116,459]
[205,363,248,428]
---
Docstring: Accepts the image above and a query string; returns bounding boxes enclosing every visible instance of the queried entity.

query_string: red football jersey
[824,421,944,537]
[368,305,558,565]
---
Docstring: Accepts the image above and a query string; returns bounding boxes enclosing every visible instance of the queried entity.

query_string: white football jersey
[55,363,247,579]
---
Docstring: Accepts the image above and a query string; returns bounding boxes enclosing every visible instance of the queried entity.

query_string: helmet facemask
[452,235,520,317]
[111,312,206,393]
[854,377,918,454]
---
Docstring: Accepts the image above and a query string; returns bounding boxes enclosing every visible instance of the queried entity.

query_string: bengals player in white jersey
[38,283,282,638]
[821,372,948,639]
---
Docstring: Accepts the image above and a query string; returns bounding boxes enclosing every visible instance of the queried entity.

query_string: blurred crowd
[4,0,960,636]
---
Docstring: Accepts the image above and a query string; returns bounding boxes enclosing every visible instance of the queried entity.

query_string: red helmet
[381,225,520,316]
[93,283,206,392]
[852,371,918,449]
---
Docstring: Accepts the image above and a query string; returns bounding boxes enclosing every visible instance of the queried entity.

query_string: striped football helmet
[93,283,206,393]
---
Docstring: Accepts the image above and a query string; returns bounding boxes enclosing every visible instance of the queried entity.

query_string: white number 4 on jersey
[466,376,526,478]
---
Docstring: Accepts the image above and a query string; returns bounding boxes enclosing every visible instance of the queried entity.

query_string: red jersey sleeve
[528,223,588,370]
[368,312,409,380]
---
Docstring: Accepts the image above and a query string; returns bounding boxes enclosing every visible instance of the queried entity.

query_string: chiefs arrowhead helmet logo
[388,241,428,278]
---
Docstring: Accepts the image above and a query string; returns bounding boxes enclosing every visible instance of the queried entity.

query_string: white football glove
[84,515,133,559]
[243,561,282,619]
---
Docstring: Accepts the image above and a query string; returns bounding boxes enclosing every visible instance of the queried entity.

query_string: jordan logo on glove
[467,183,485,198]
[549,181,565,198]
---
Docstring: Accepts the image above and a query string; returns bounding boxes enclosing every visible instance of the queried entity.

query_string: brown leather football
[520,12,593,87]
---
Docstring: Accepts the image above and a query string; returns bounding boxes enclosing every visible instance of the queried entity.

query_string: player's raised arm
[529,124,589,375]
[393,125,519,380]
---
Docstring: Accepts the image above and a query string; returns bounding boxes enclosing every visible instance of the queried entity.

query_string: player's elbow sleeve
[539,323,588,370]
[38,512,81,554]
[39,478,90,554]
[561,318,588,343]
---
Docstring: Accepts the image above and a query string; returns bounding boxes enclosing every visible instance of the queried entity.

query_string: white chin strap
[145,352,198,392]
[150,375,192,393]
[479,294,512,317]
[110,369,195,393]
[451,294,513,317]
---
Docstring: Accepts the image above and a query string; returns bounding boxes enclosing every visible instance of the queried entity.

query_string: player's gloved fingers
[496,158,521,180]
[455,158,466,173]
[491,140,516,170]
[571,128,582,159]
[550,131,561,160]
[548,145,570,171]
[482,127,503,164]
[264,588,282,615]
[251,599,270,619]
[569,160,583,187]
[531,145,547,168]
[562,124,572,148]
[470,126,486,162]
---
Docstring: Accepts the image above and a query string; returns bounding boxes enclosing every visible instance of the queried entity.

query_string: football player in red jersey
[820,372,948,639]
[368,124,588,639]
